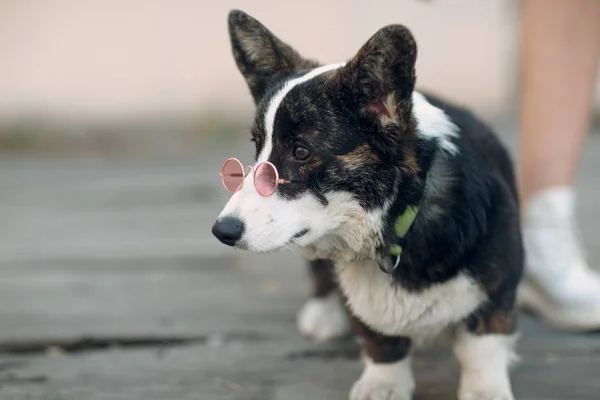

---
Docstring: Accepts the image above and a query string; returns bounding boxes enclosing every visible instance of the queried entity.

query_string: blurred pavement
[1,126,600,400]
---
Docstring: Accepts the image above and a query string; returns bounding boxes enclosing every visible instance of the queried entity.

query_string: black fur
[391,94,523,292]
[225,7,523,355]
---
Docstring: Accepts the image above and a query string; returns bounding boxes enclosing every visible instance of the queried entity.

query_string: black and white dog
[213,10,523,400]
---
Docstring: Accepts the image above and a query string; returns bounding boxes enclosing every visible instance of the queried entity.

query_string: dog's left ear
[336,25,417,127]
[228,10,319,104]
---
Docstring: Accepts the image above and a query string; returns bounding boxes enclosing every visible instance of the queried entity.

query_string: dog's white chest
[336,260,486,339]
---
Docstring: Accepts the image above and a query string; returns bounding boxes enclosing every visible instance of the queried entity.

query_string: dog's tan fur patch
[339,144,379,169]
[401,146,420,176]
[469,310,517,335]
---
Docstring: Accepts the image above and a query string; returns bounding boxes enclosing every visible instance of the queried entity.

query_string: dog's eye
[293,146,310,161]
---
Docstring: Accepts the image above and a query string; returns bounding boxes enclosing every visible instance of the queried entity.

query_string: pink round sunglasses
[219,158,304,197]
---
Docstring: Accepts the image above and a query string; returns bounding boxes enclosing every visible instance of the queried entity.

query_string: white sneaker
[518,186,600,331]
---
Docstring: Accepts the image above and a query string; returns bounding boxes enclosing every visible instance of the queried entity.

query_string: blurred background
[1,0,598,153]
[1,1,600,399]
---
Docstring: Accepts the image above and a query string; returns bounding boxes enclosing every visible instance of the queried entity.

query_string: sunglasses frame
[219,157,304,197]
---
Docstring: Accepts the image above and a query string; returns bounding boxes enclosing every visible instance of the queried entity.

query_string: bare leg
[518,0,600,202]
[517,0,600,331]
[296,259,351,341]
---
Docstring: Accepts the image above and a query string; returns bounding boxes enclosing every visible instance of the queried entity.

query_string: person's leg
[518,0,600,201]
[518,0,600,331]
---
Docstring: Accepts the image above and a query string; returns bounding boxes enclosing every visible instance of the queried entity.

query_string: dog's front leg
[349,316,414,400]
[297,259,351,341]
[454,305,518,400]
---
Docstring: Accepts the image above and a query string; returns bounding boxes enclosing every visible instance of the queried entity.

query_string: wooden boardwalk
[1,129,599,399]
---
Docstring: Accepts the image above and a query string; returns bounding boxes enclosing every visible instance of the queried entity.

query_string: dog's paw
[296,293,350,342]
[457,372,514,400]
[350,358,414,400]
[458,388,515,400]
[350,378,411,400]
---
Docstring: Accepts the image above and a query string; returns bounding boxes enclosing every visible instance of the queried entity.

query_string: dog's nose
[212,216,245,246]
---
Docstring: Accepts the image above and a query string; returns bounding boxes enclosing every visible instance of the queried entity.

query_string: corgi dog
[213,10,523,400]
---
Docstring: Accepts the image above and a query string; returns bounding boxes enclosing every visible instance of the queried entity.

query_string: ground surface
[1,128,600,400]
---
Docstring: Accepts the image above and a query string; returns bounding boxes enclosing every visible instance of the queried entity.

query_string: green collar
[389,204,420,257]
[385,173,429,271]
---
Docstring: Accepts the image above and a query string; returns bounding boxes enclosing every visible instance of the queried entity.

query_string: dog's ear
[228,10,319,103]
[336,25,417,127]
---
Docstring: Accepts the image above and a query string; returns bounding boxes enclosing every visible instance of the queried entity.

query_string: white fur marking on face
[454,329,518,400]
[218,187,330,252]
[350,356,414,400]
[299,192,389,262]
[258,63,345,163]
[336,260,487,339]
[296,292,351,342]
[412,91,460,155]
[220,186,382,254]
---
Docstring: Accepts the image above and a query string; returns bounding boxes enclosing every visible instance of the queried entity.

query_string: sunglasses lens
[221,159,244,192]
[255,162,278,197]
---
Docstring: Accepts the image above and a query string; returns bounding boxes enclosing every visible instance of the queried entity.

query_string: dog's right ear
[228,10,318,103]
[336,25,417,128]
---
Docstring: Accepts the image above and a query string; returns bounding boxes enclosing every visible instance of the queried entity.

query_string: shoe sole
[518,280,600,332]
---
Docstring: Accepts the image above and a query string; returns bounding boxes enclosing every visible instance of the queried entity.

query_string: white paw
[459,389,515,400]
[296,293,351,342]
[350,357,414,400]
[350,378,412,400]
